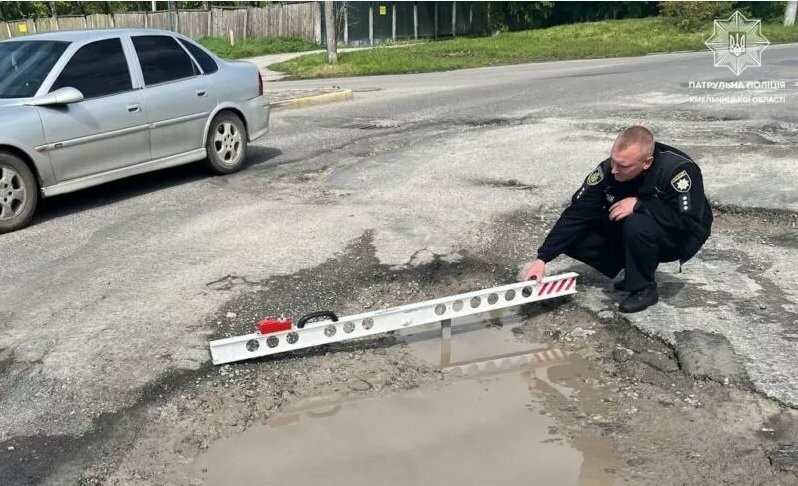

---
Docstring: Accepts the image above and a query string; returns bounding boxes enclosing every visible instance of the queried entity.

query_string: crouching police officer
[523,125,713,313]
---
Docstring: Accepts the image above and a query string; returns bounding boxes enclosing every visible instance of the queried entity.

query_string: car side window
[50,38,132,99]
[178,39,218,74]
[132,35,200,86]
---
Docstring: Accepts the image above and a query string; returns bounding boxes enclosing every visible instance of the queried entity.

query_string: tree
[324,0,337,64]
[786,1,797,26]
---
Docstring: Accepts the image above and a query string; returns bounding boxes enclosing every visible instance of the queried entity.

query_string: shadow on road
[29,146,282,227]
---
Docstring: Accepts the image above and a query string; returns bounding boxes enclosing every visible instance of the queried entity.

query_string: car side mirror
[30,87,84,106]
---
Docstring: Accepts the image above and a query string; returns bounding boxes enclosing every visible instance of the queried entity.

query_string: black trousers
[564,213,681,291]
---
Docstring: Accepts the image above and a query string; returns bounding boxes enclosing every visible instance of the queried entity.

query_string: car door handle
[127,103,141,113]
[196,90,207,97]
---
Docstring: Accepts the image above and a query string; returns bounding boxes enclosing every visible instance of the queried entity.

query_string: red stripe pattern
[536,277,576,297]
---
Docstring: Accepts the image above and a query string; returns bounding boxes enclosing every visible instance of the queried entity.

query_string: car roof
[2,28,184,44]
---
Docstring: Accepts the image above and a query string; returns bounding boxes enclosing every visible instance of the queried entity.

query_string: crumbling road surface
[1,45,797,485]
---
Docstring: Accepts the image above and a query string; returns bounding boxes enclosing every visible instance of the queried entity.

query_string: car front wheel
[205,112,248,175]
[0,152,38,234]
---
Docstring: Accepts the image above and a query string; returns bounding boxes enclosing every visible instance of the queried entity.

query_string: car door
[130,34,215,161]
[36,37,150,182]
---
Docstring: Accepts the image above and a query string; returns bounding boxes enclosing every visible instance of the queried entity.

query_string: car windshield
[0,40,69,98]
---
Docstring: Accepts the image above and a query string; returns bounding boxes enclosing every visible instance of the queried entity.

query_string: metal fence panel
[455,3,471,35]
[372,1,391,43]
[345,1,371,46]
[395,2,414,39]
[437,1,454,37]
[472,1,489,34]
[417,2,436,38]
[0,2,487,44]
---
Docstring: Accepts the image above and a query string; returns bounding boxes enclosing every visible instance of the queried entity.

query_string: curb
[269,90,353,110]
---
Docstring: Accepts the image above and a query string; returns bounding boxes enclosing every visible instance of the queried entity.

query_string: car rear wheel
[205,112,248,175]
[0,152,38,234]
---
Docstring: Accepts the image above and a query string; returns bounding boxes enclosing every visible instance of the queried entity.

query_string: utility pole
[786,1,797,27]
[168,1,176,31]
[324,0,337,64]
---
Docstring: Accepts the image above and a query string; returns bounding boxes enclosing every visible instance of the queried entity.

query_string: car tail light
[258,72,263,96]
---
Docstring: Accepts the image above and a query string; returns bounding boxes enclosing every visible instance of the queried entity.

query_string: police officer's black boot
[619,283,658,313]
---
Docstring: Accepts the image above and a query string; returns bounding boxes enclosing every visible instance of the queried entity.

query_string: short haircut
[614,125,654,157]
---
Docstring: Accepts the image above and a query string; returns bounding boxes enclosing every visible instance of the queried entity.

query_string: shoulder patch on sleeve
[586,166,604,186]
[671,170,691,193]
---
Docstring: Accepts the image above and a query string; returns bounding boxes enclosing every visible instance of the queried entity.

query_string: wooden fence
[0,3,321,42]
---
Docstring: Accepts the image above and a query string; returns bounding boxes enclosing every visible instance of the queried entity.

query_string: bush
[731,1,787,22]
[489,2,554,32]
[659,2,731,31]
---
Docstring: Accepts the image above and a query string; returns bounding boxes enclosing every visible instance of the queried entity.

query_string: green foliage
[490,1,659,32]
[489,2,554,31]
[658,2,732,31]
[659,1,786,32]
[197,36,319,59]
[730,1,786,22]
[271,17,798,79]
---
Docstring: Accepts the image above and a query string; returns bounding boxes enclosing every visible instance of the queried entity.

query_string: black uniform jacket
[536,142,713,264]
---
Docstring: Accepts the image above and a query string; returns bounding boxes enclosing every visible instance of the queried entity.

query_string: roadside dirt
[4,208,797,486]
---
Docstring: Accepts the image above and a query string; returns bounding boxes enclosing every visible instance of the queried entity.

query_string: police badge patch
[586,167,604,186]
[671,170,691,192]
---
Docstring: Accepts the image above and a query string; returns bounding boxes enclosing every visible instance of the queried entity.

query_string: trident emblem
[706,11,770,76]
[729,32,746,56]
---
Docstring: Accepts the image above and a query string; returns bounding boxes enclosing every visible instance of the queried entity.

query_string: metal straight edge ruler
[209,272,579,365]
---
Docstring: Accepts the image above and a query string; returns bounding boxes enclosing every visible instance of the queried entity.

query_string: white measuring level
[209,272,579,365]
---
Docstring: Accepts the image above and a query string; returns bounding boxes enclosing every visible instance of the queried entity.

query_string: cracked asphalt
[0,44,797,483]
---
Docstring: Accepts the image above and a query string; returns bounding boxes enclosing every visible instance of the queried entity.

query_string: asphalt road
[1,44,797,475]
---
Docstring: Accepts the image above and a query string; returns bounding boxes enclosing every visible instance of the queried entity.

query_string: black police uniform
[536,142,713,292]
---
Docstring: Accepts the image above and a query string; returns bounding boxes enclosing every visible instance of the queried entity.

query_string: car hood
[0,98,30,108]
[0,103,38,128]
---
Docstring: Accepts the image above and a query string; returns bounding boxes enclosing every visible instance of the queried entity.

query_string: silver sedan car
[0,28,270,233]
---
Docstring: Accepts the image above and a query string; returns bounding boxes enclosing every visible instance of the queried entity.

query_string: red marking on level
[258,318,292,334]
[537,282,551,296]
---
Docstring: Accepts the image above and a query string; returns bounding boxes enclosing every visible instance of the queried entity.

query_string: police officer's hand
[609,197,638,221]
[523,259,546,282]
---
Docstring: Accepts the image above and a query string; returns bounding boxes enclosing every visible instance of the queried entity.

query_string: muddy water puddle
[190,310,626,485]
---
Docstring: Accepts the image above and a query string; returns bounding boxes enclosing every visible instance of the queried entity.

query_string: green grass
[197,36,320,59]
[270,18,798,78]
